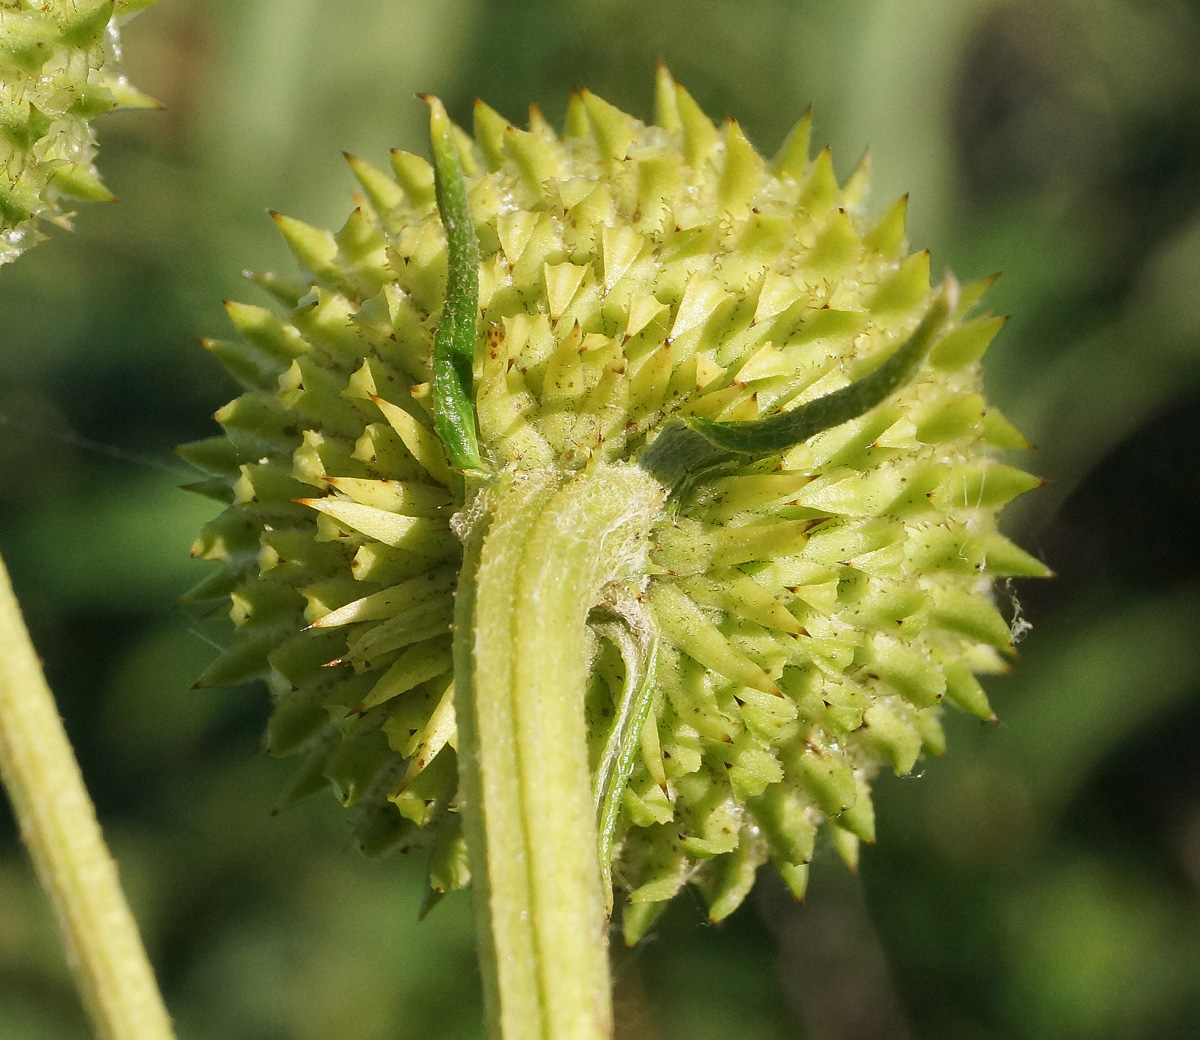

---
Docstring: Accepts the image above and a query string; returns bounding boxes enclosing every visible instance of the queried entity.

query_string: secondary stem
[454,464,665,1040]
[0,552,176,1040]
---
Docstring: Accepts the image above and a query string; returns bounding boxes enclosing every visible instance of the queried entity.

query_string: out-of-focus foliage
[1,1,1198,1038]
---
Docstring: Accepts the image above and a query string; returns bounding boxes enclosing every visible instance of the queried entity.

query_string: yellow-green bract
[184,69,1047,938]
[0,0,159,264]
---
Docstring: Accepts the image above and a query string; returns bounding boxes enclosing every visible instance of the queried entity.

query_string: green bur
[184,67,1048,1039]
[0,0,160,262]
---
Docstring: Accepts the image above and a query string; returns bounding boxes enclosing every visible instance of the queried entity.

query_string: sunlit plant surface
[1,2,1199,1038]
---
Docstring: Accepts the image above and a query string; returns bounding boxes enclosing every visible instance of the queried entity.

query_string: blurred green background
[3,0,1200,1037]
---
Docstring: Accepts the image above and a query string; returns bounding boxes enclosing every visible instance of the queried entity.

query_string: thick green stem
[454,464,665,1040]
[0,552,175,1040]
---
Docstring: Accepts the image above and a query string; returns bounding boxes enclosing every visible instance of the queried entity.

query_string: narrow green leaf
[641,285,955,489]
[687,285,953,454]
[425,95,487,474]
[592,617,660,912]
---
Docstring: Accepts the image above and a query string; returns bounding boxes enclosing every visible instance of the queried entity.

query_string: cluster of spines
[613,370,1045,937]
[181,286,469,891]
[184,69,1047,927]
[0,0,159,262]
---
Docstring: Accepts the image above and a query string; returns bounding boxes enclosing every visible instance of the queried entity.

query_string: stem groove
[454,464,665,1040]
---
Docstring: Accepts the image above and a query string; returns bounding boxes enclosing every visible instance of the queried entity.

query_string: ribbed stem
[0,552,176,1040]
[454,464,665,1040]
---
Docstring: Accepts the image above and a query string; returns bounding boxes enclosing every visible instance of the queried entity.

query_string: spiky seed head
[0,0,160,264]
[184,72,1047,933]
